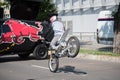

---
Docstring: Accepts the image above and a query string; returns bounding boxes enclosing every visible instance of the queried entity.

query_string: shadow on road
[58,66,87,75]
[0,55,39,63]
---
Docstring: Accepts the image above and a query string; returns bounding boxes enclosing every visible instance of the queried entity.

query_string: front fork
[48,50,55,60]
[49,50,53,60]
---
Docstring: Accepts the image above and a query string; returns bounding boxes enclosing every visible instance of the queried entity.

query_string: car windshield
[1,25,11,33]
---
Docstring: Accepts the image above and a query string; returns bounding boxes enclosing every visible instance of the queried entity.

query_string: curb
[77,53,120,63]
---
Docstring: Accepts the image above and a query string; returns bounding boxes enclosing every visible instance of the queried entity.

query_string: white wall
[60,5,118,33]
[61,14,98,33]
[74,14,98,32]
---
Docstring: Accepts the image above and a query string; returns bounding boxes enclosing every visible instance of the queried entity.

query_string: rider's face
[50,16,56,22]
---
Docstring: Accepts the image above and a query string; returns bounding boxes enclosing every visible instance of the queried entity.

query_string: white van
[97,10,114,45]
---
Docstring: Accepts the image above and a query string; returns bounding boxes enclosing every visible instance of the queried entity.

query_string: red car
[0,19,54,59]
[0,19,43,44]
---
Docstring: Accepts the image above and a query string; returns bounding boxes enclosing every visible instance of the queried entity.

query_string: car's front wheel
[33,44,48,59]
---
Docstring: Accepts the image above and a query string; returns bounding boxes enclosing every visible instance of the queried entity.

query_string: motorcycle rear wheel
[66,36,80,58]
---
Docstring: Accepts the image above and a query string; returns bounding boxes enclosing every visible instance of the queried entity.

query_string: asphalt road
[0,55,120,80]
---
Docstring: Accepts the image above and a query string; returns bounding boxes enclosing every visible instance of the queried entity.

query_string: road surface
[0,55,120,80]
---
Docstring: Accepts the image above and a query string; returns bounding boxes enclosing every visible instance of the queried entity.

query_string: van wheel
[18,52,30,59]
[33,44,48,59]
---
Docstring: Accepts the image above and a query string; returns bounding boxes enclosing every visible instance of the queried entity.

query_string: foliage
[0,1,9,7]
[112,5,120,20]
[112,11,117,17]
[36,0,57,21]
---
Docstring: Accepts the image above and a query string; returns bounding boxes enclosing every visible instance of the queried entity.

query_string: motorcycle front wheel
[48,54,59,73]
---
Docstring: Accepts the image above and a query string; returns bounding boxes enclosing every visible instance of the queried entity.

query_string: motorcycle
[47,28,80,72]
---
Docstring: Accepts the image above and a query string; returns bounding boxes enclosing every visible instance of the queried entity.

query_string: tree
[0,1,9,7]
[113,3,120,54]
[0,1,9,19]
[36,0,57,21]
[8,0,57,21]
